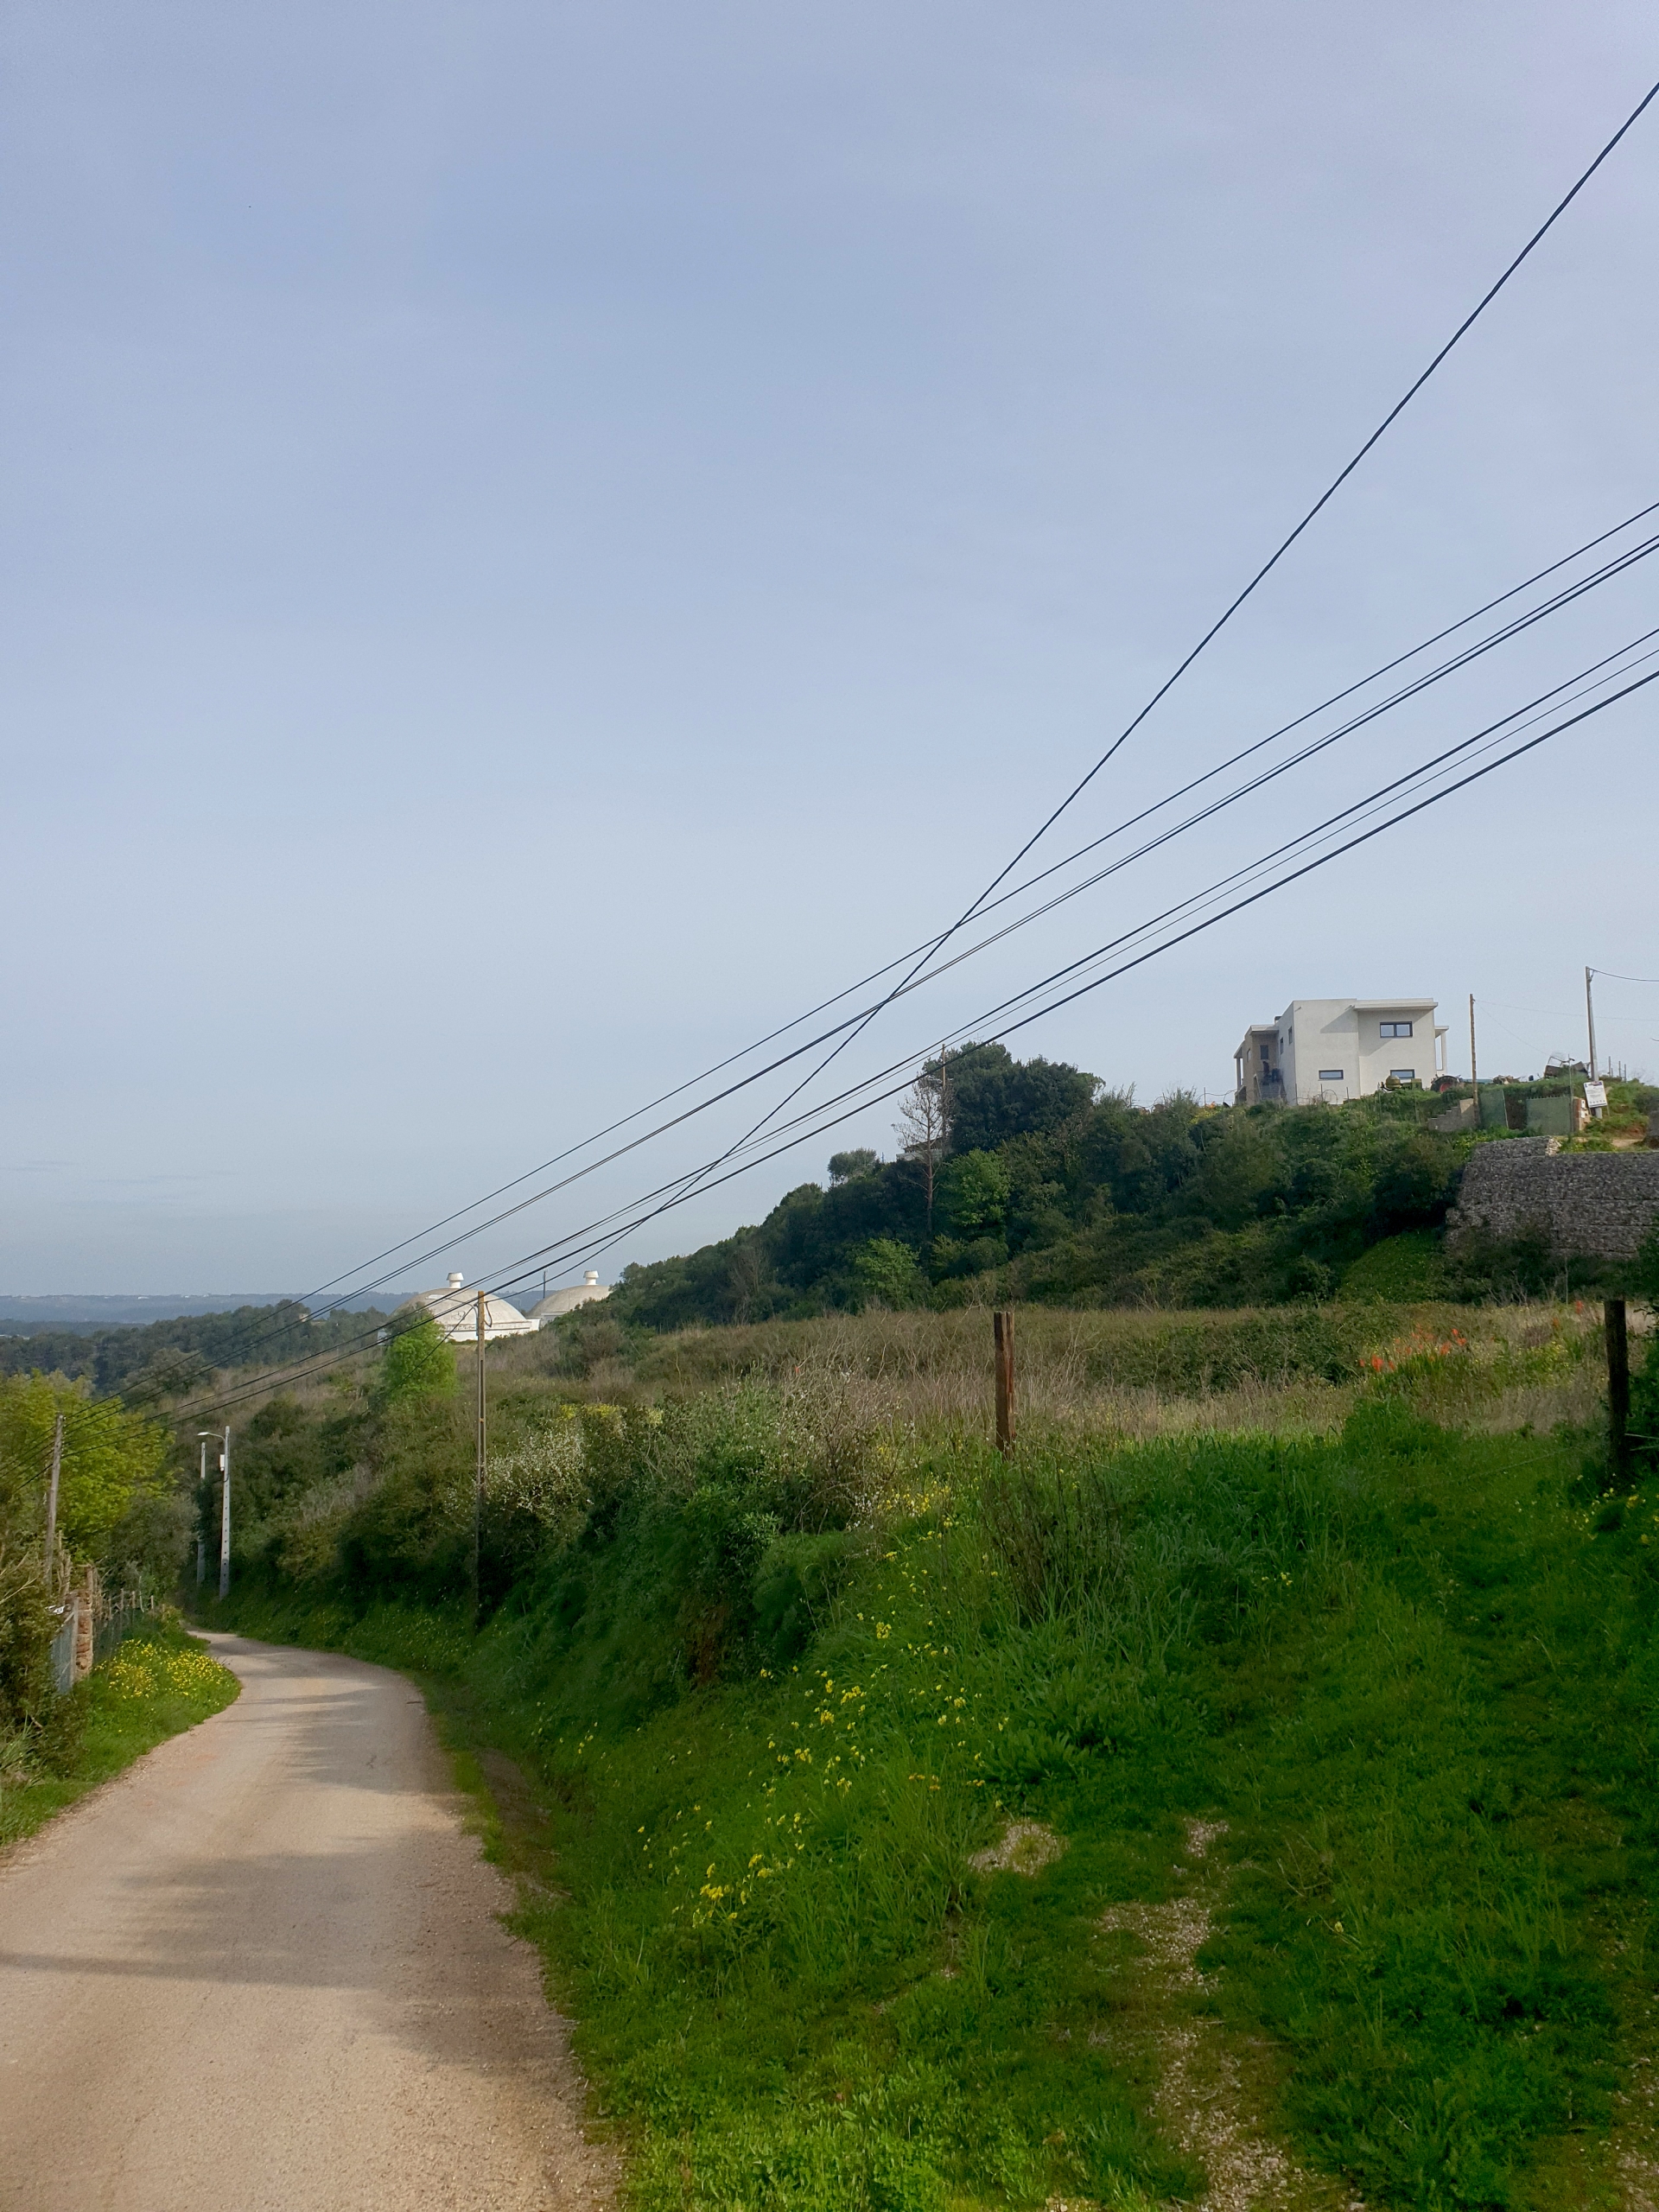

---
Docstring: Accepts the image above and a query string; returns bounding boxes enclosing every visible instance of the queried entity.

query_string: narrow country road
[0,1633,612,2212]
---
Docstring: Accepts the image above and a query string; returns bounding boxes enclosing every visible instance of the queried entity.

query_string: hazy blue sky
[6,3,1658,1298]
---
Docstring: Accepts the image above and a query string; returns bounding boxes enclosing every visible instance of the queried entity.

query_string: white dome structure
[528,1270,611,1324]
[404,1272,540,1342]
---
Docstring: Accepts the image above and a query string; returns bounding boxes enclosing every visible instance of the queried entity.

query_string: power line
[653,75,1659,1213]
[149,88,1659,1391]
[189,521,1659,1384]
[177,652,1658,1419]
[205,487,1659,1392]
[232,601,1659,1342]
[472,639,1659,1293]
[550,639,1659,1274]
[934,72,1659,927]
[234,96,1659,1357]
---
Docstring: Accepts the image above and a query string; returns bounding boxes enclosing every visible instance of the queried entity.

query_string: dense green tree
[0,1375,168,1558]
[378,1318,457,1405]
[827,1150,880,1184]
[849,1238,928,1310]
[938,1149,1011,1238]
[939,1042,1096,1154]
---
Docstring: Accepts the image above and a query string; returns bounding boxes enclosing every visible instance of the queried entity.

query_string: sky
[5,2,1659,1300]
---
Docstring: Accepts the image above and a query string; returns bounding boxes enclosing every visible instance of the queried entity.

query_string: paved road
[0,1633,612,2212]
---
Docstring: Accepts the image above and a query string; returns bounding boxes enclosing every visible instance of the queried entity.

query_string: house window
[1318,1069,1344,1082]
[1379,1020,1413,1038]
[1389,1068,1417,1084]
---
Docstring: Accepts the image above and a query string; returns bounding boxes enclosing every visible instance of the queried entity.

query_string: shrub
[378,1317,457,1404]
[851,1238,928,1311]
[0,1544,54,1732]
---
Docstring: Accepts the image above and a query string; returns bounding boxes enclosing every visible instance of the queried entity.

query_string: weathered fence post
[1606,1298,1631,1481]
[993,1309,1015,1458]
[73,1563,99,1681]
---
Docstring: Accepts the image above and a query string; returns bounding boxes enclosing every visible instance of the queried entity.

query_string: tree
[938,1149,1011,1238]
[942,1042,1096,1153]
[828,1149,880,1185]
[0,1374,168,1560]
[895,1053,951,1241]
[850,1238,927,1310]
[378,1318,457,1405]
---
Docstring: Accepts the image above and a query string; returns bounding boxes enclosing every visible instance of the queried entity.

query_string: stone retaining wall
[1448,1138,1659,1260]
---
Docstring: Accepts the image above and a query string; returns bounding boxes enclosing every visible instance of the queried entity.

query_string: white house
[527,1271,611,1324]
[1234,998,1448,1106]
[403,1272,540,1342]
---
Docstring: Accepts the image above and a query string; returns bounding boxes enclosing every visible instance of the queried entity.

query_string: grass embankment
[217,1316,1659,2212]
[0,1617,239,1851]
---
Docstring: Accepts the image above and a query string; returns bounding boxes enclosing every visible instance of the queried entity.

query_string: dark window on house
[1379,1020,1413,1038]
[1318,1069,1344,1082]
[1389,1067,1417,1083]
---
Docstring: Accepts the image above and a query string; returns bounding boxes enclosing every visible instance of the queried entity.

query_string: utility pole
[1586,966,1599,1081]
[474,1289,487,1629]
[218,1427,232,1601]
[42,1413,63,1573]
[196,1433,210,1587]
[993,1309,1015,1457]
[1468,994,1478,1096]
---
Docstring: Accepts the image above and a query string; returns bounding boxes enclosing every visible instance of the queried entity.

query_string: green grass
[215,1379,1659,2212]
[1339,1227,1449,1300]
[0,1617,240,1850]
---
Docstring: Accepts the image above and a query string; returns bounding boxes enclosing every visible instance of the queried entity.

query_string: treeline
[0,1301,392,1402]
[608,1041,1488,1329]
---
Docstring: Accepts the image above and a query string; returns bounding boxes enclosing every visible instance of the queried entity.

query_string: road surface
[0,1632,612,2212]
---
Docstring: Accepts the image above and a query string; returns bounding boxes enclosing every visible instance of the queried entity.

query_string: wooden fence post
[993,1309,1015,1457]
[1606,1297,1630,1481]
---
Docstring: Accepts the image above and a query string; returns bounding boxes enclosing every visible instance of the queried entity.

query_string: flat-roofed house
[1234,998,1447,1106]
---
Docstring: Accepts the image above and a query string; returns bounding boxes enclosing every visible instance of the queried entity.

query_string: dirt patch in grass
[1094,1821,1359,2212]
[970,1820,1069,1875]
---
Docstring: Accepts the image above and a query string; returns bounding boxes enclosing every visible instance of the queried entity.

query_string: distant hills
[0,1292,391,1333]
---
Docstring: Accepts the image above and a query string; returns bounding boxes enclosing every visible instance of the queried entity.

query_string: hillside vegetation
[201,1294,1659,2209]
[604,1046,1653,1328]
[0,1371,237,1822]
[0,1299,391,1401]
